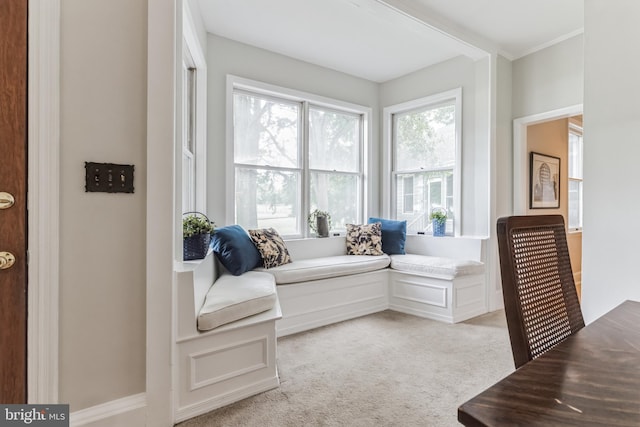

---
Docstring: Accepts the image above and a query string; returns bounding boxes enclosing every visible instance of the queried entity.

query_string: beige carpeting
[178,310,514,427]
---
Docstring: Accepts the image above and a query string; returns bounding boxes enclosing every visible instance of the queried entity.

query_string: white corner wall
[59,0,147,411]
[582,0,640,322]
[512,34,584,119]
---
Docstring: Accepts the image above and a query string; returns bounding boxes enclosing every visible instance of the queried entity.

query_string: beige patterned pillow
[249,228,292,269]
[346,223,383,255]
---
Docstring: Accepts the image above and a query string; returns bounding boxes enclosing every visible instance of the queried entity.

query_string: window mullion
[302,101,310,237]
[359,112,365,224]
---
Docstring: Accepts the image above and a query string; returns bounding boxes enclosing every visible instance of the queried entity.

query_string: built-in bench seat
[390,254,485,279]
[388,254,487,323]
[175,254,281,423]
[175,234,488,422]
[256,254,390,284]
[197,271,277,331]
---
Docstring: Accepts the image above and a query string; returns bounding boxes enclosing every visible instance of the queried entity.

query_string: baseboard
[69,393,146,427]
[389,303,452,323]
[175,376,279,423]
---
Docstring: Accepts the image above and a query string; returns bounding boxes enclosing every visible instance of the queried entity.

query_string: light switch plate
[85,162,134,193]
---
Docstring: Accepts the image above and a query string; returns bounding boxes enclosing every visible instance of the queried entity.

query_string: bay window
[231,78,367,237]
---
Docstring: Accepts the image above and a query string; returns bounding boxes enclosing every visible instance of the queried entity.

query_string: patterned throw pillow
[346,223,383,255]
[248,228,292,269]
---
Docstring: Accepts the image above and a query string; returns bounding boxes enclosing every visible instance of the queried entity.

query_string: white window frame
[382,88,462,236]
[226,75,371,238]
[180,5,207,216]
[568,120,583,232]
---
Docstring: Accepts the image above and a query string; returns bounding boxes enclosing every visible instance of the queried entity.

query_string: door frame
[27,0,60,403]
[512,104,583,214]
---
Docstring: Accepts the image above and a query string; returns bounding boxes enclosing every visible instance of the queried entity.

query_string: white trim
[376,0,494,60]
[183,1,208,214]
[382,87,463,236]
[228,75,370,114]
[147,0,177,425]
[511,28,584,61]
[512,104,583,214]
[27,0,60,404]
[69,393,146,426]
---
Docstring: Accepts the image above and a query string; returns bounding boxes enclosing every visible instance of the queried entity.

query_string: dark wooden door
[0,0,28,403]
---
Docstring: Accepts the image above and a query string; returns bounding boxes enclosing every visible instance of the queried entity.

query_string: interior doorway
[513,105,584,298]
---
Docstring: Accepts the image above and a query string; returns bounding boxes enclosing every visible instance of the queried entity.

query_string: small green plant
[183,213,215,238]
[429,208,447,225]
[308,209,332,234]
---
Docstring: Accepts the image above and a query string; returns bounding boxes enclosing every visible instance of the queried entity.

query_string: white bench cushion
[390,254,484,280]
[258,254,390,285]
[197,271,277,331]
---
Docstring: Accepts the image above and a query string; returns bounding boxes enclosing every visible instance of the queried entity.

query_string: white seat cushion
[197,271,277,331]
[390,254,484,279]
[258,254,390,285]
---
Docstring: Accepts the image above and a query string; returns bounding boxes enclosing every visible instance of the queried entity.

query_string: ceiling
[197,0,583,83]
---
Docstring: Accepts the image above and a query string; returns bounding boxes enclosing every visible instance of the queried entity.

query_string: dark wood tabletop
[458,300,640,426]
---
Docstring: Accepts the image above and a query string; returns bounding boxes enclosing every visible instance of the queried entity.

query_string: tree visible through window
[233,86,365,237]
[390,92,460,235]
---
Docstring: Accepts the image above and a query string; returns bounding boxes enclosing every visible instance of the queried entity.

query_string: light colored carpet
[177,310,514,427]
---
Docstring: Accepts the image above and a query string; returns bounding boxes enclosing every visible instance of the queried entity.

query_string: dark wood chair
[497,215,584,368]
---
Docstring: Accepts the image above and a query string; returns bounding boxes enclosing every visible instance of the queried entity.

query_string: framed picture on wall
[530,152,560,209]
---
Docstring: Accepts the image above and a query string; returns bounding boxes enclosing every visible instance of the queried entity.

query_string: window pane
[395,170,453,234]
[403,176,414,213]
[569,131,583,179]
[182,152,194,213]
[310,172,358,231]
[186,67,196,154]
[233,93,299,168]
[394,103,455,172]
[309,107,360,172]
[568,179,583,230]
[446,174,454,212]
[235,168,300,235]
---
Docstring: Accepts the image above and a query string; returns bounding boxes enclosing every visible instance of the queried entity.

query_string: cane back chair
[496,215,584,368]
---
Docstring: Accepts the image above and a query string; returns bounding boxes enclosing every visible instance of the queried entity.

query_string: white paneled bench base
[275,269,389,337]
[175,253,281,423]
[388,254,486,323]
[264,254,391,337]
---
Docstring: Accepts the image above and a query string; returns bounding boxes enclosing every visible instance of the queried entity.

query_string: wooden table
[458,300,640,426]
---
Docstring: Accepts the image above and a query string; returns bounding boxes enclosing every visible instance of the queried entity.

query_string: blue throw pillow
[368,217,407,255]
[211,225,262,276]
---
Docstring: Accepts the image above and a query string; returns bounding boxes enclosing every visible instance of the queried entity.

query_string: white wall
[379,55,491,237]
[582,0,640,322]
[206,35,380,226]
[512,34,584,119]
[495,55,513,220]
[59,0,147,411]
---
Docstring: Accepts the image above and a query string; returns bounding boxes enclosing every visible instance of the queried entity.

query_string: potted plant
[183,212,215,260]
[308,209,332,237]
[429,208,447,237]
